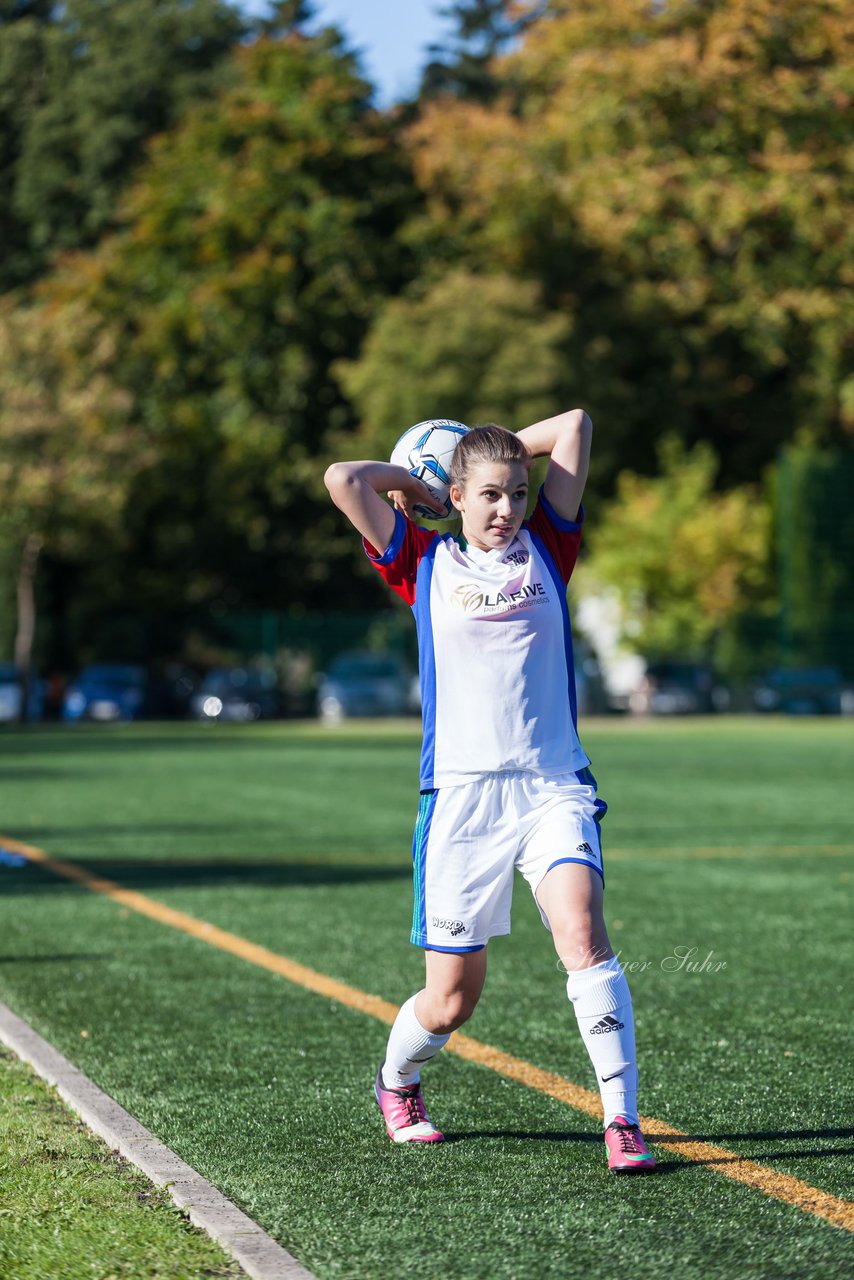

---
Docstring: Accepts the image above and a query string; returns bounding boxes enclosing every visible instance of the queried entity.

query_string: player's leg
[518,774,655,1172]
[376,949,487,1144]
[535,858,612,971]
[536,861,634,1113]
[382,948,487,1086]
[418,945,488,1032]
[536,862,655,1172]
[375,776,512,1144]
[537,864,637,1124]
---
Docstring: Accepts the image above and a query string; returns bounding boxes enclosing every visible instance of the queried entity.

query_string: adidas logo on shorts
[576,842,594,855]
[590,1015,625,1035]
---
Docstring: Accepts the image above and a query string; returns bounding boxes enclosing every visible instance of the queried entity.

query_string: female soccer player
[324,410,655,1173]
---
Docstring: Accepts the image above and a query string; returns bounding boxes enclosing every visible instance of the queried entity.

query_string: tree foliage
[775,443,854,675]
[404,0,854,488]
[419,0,544,103]
[578,438,773,663]
[0,0,245,288]
[336,270,573,458]
[0,293,147,676]
[21,30,417,617]
[0,296,143,555]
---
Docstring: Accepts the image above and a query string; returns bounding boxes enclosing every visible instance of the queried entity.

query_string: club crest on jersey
[505,549,529,566]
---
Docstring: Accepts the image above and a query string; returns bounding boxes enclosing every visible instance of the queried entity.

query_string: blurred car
[62,664,149,722]
[191,667,280,722]
[149,663,200,718]
[0,663,44,722]
[753,667,848,715]
[630,662,729,715]
[317,651,414,723]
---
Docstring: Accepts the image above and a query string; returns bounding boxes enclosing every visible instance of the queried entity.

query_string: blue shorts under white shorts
[410,768,607,953]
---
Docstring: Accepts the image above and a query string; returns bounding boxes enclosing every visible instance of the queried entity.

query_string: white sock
[565,954,639,1127]
[381,994,450,1089]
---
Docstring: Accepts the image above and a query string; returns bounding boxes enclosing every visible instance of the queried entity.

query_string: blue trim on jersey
[528,526,579,729]
[363,508,407,565]
[410,789,437,946]
[537,485,584,532]
[412,536,448,789]
[422,943,486,954]
[544,855,605,886]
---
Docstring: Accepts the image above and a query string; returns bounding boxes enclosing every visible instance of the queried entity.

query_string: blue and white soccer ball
[390,419,469,519]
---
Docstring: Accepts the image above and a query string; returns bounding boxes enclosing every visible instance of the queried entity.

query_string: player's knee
[553,911,610,970]
[424,988,478,1032]
[443,990,478,1030]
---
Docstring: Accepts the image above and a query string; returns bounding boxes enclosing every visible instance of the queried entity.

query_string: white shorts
[410,769,607,952]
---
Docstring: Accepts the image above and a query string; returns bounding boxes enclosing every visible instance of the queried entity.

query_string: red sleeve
[525,486,584,586]
[364,510,439,605]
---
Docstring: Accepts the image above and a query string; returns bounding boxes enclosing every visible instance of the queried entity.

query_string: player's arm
[324,460,444,554]
[515,408,592,522]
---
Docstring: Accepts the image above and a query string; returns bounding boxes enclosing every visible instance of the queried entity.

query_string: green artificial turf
[0,1046,245,1280]
[0,719,853,1280]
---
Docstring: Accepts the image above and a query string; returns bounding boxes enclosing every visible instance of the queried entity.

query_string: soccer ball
[389,419,469,519]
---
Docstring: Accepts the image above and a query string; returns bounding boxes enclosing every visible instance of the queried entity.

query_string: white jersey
[366,488,590,789]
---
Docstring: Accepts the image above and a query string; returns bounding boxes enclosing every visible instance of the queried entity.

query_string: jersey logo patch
[449,581,548,614]
[450,584,485,612]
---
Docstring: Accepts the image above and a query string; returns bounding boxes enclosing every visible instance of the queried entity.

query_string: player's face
[450,461,530,551]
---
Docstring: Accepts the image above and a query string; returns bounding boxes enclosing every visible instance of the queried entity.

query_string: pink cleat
[374,1066,444,1144]
[604,1116,656,1173]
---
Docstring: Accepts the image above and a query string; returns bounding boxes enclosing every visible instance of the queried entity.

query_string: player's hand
[389,480,446,520]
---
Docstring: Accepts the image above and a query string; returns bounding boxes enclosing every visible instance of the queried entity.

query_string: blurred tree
[419,1,544,103]
[335,270,573,458]
[405,0,854,489]
[0,296,146,707]
[775,442,854,677]
[578,438,774,669]
[256,0,315,37]
[0,0,245,289]
[21,29,418,627]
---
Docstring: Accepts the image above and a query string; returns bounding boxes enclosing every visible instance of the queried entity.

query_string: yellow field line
[3,833,852,1235]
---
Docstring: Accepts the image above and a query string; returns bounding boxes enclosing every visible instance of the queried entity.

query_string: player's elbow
[324,461,355,500]
[566,408,592,435]
[554,410,592,461]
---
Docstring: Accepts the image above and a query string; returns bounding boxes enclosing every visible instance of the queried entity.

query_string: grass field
[0,1045,244,1279]
[1,717,853,1280]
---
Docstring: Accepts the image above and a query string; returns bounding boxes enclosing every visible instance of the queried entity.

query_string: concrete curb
[0,1001,317,1280]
